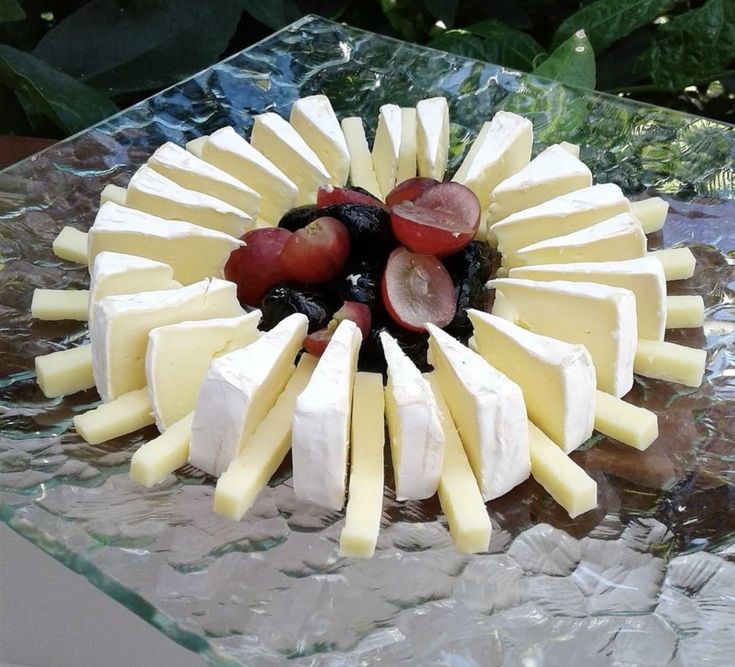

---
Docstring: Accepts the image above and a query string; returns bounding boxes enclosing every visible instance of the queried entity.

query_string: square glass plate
[1,15,734,666]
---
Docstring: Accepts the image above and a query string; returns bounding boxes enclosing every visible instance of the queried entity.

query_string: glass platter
[1,14,734,666]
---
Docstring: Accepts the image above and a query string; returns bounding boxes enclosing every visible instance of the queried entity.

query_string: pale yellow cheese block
[339,372,386,558]
[35,344,95,398]
[100,184,127,206]
[31,289,89,321]
[74,388,154,445]
[213,353,318,521]
[428,374,492,554]
[630,197,668,234]
[666,295,705,329]
[634,339,706,387]
[52,227,88,264]
[648,248,696,281]
[594,390,658,451]
[129,413,194,488]
[396,107,417,184]
[528,421,597,519]
[341,117,382,199]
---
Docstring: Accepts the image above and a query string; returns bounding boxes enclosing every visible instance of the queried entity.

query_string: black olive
[319,204,397,257]
[277,205,318,232]
[334,257,383,307]
[259,282,339,334]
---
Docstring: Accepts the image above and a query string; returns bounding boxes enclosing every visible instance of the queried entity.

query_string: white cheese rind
[88,202,243,285]
[90,278,243,402]
[489,277,638,397]
[290,95,350,186]
[468,310,596,453]
[52,226,88,264]
[146,312,261,431]
[453,111,533,210]
[35,344,95,398]
[341,117,382,198]
[426,324,530,500]
[148,141,260,217]
[292,320,362,510]
[250,112,330,206]
[31,289,89,321]
[188,313,307,478]
[381,331,444,501]
[416,97,449,181]
[510,256,667,341]
[74,388,153,445]
[198,126,298,224]
[371,104,402,199]
[126,165,253,237]
[489,144,593,222]
[396,107,417,183]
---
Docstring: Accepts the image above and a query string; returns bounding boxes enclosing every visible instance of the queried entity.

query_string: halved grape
[280,216,351,284]
[385,177,439,207]
[381,247,456,332]
[304,301,372,356]
[390,182,481,257]
[317,184,385,208]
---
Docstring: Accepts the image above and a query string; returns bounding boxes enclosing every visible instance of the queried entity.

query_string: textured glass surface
[1,15,735,666]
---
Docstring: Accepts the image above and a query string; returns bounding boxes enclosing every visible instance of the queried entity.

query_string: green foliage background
[0,0,733,138]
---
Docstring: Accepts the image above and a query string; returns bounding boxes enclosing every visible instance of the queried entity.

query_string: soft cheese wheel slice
[88,203,243,285]
[90,278,242,402]
[89,252,179,322]
[146,312,261,431]
[491,183,630,267]
[467,310,595,453]
[194,126,298,224]
[214,353,318,521]
[341,117,382,198]
[372,104,401,199]
[514,213,646,268]
[292,319,362,510]
[290,95,350,186]
[188,313,307,478]
[396,107,417,183]
[148,142,260,218]
[453,111,533,210]
[381,331,444,501]
[251,112,330,206]
[510,256,667,341]
[426,324,530,501]
[489,144,593,222]
[126,165,253,237]
[489,278,637,397]
[416,96,449,181]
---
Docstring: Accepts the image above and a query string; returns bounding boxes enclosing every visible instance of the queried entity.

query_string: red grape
[279,216,350,284]
[317,184,385,208]
[225,227,292,306]
[382,247,456,332]
[304,301,372,356]
[390,182,481,258]
[385,177,439,207]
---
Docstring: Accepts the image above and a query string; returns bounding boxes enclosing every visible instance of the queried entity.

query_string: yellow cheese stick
[100,184,127,206]
[428,374,492,554]
[666,295,704,329]
[648,248,695,281]
[630,197,668,234]
[339,372,386,558]
[129,412,193,488]
[52,226,88,264]
[35,344,94,398]
[635,339,706,387]
[594,390,658,451]
[74,388,154,444]
[31,289,89,321]
[213,353,318,520]
[528,421,597,518]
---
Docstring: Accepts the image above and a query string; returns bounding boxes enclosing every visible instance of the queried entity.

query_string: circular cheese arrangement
[32,94,707,558]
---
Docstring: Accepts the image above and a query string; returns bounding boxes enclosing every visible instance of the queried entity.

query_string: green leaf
[423,0,459,27]
[533,29,596,89]
[33,0,243,97]
[0,45,117,134]
[553,0,677,52]
[0,0,24,23]
[238,0,302,29]
[466,19,546,70]
[638,0,735,91]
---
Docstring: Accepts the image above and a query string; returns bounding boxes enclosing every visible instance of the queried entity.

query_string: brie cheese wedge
[380,331,444,500]
[396,107,417,183]
[292,319,362,510]
[146,312,261,431]
[290,95,350,186]
[90,278,242,402]
[126,165,253,237]
[467,310,596,453]
[489,144,593,222]
[426,324,530,500]
[489,277,638,397]
[188,313,307,478]
[88,202,243,285]
[416,97,449,181]
[452,111,533,210]
[371,104,402,199]
[148,142,260,218]
[250,112,330,205]
[341,117,382,198]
